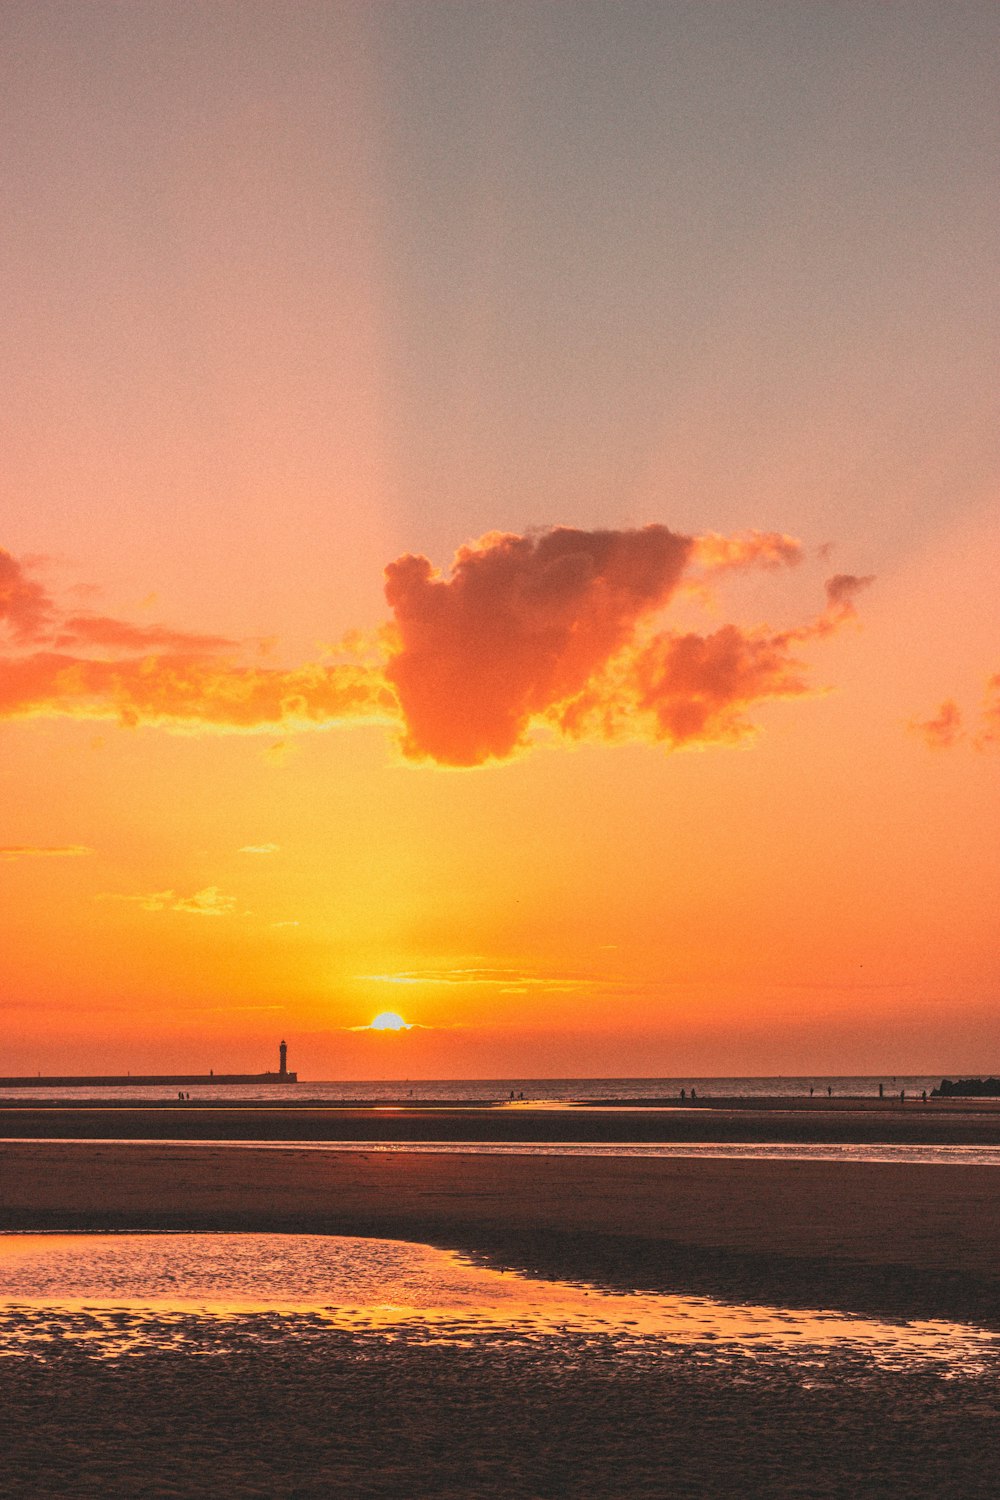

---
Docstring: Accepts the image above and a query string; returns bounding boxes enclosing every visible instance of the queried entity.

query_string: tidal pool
[1,1231,996,1375]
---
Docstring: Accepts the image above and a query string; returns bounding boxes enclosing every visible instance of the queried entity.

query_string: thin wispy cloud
[0,844,93,860]
[238,843,281,855]
[356,966,597,993]
[98,885,238,916]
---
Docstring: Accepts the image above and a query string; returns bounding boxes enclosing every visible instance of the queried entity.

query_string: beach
[4,1121,1000,1496]
[3,1134,1000,1323]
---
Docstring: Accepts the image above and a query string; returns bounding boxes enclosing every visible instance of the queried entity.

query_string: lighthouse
[279,1039,288,1078]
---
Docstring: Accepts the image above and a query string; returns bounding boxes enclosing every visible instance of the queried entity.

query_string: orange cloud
[0,650,393,732]
[0,534,872,765]
[54,616,238,654]
[0,549,55,643]
[819,573,876,630]
[974,674,1000,750]
[911,672,1000,752]
[383,526,694,765]
[910,700,964,750]
[384,528,872,764]
[691,530,803,573]
[98,886,238,916]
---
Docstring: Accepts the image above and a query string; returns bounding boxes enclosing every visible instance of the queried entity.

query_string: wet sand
[3,1140,1000,1326]
[5,1096,1000,1144]
[7,1330,1000,1499]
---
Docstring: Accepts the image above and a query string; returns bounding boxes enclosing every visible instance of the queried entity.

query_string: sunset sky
[2,0,998,1078]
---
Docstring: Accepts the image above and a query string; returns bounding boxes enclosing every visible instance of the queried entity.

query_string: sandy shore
[4,1144,1000,1496]
[3,1141,999,1327]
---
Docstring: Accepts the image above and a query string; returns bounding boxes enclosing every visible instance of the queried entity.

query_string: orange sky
[2,2,997,1077]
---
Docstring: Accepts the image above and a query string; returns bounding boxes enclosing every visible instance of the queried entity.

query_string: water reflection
[16,1137,1000,1165]
[1,1232,996,1374]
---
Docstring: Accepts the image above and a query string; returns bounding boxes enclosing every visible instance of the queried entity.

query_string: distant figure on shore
[879,1083,884,1098]
[827,1085,832,1097]
[690,1087,697,1100]
[900,1089,906,1102]
[680,1088,686,1101]
[809,1087,814,1097]
[922,1090,927,1102]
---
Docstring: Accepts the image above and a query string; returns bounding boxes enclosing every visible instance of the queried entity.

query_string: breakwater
[0,1072,297,1088]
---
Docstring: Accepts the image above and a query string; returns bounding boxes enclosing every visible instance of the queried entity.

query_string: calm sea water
[0,1074,950,1103]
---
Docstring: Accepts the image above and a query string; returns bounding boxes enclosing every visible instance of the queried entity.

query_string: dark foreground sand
[5,1324,1000,1500]
[4,1141,1000,1497]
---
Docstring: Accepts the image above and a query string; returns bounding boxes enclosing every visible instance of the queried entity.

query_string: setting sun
[369,1012,410,1032]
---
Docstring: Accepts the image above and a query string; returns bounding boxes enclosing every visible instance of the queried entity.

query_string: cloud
[610,623,813,749]
[173,886,238,916]
[910,700,964,750]
[99,885,237,916]
[54,616,237,654]
[0,549,55,643]
[0,650,393,732]
[238,842,280,855]
[974,674,1000,750]
[911,673,1000,752]
[383,525,694,765]
[0,533,872,766]
[0,844,93,860]
[691,530,803,573]
[819,573,876,628]
[356,966,596,992]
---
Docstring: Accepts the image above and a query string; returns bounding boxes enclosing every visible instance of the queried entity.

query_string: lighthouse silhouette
[279,1039,288,1078]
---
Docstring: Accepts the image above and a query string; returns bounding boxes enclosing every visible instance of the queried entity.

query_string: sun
[370,1011,410,1031]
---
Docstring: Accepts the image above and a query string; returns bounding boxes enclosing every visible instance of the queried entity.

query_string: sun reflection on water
[0,1232,996,1373]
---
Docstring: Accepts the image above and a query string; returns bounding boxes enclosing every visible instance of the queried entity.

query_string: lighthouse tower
[279,1039,288,1078]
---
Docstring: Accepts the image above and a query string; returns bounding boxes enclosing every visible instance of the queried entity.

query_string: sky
[2,0,998,1078]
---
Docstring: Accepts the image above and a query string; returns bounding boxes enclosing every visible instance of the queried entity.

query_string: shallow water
[13,1136,1000,1165]
[1,1232,996,1375]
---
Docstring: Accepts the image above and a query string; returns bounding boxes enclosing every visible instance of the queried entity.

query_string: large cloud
[383,526,695,764]
[0,530,871,764]
[383,530,868,764]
